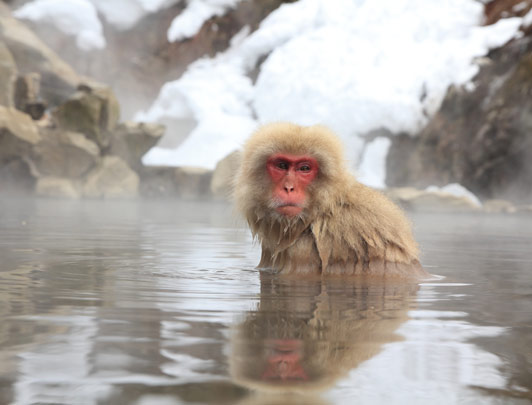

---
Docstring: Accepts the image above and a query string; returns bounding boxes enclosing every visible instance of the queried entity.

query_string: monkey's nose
[284,185,294,193]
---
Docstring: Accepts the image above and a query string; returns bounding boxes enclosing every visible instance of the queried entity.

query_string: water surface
[0,198,531,404]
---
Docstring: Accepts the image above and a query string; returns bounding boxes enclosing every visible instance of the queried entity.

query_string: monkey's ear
[311,217,331,271]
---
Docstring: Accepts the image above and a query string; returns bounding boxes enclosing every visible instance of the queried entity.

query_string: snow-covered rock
[14,0,105,51]
[167,0,245,42]
[425,183,482,208]
[90,0,180,30]
[140,0,522,183]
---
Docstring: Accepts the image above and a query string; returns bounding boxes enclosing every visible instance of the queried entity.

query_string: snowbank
[136,43,257,168]
[90,0,181,30]
[168,0,245,42]
[522,7,532,26]
[141,0,522,182]
[426,184,483,207]
[15,0,182,39]
[357,138,391,189]
[14,0,105,51]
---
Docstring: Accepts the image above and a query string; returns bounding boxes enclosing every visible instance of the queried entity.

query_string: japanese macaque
[235,122,426,278]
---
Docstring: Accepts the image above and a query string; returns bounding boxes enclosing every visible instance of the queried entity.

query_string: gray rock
[386,187,482,213]
[0,3,9,17]
[139,165,213,199]
[483,199,516,214]
[210,150,241,200]
[83,156,139,199]
[0,13,79,106]
[35,176,80,199]
[0,41,16,107]
[139,166,179,198]
[0,106,41,163]
[52,83,120,148]
[90,83,120,134]
[515,204,532,214]
[14,73,46,120]
[174,166,213,199]
[31,128,100,179]
[109,121,164,171]
[0,158,35,194]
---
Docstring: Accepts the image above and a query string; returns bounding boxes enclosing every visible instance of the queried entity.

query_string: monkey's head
[235,122,350,223]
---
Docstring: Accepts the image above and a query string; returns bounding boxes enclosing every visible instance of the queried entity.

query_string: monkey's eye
[298,165,311,172]
[276,162,289,170]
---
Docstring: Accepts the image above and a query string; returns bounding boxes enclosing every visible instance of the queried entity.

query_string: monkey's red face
[266,153,318,217]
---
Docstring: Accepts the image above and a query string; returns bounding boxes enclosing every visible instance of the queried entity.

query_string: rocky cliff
[387,0,532,203]
[0,3,163,198]
[0,0,295,199]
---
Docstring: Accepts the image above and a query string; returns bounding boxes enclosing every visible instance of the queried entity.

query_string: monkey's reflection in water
[230,273,419,404]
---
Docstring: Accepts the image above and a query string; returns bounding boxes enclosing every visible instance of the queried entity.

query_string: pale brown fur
[235,122,426,278]
[230,275,417,393]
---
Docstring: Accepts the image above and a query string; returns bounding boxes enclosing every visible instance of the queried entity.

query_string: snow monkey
[235,122,426,278]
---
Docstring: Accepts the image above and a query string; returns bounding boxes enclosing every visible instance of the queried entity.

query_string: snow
[426,184,483,207]
[90,0,181,30]
[167,0,245,42]
[513,2,529,13]
[357,137,391,189]
[15,0,182,36]
[140,0,523,180]
[15,0,524,184]
[13,0,105,51]
[522,8,532,27]
[137,0,181,12]
[253,0,520,138]
[137,47,257,168]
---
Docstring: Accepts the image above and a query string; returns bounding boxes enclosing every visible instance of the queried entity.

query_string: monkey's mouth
[275,203,303,217]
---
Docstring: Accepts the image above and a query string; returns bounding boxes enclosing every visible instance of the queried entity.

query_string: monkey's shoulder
[321,182,411,232]
[311,182,419,265]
